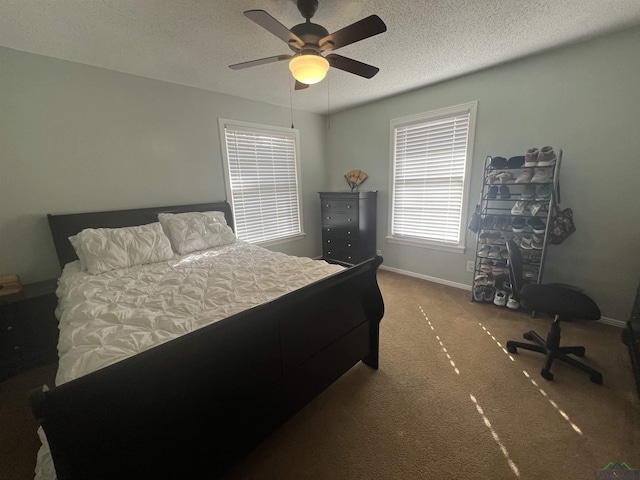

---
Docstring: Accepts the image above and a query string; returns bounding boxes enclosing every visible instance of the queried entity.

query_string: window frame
[387,101,478,253]
[219,118,305,247]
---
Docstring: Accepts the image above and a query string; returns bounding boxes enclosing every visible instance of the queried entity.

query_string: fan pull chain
[289,74,295,129]
[326,73,331,130]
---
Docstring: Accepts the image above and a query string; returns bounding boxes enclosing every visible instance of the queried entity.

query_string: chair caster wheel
[523,332,534,341]
[574,347,586,357]
[506,342,517,354]
[541,368,554,381]
[590,373,603,385]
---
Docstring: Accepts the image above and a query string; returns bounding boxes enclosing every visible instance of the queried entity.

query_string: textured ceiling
[2,0,640,114]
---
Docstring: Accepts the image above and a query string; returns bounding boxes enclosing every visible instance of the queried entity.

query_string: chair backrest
[506,239,524,302]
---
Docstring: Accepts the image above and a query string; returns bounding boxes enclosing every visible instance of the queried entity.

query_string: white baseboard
[378,265,625,328]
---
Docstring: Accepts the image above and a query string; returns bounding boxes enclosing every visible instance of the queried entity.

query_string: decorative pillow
[158,211,236,255]
[73,222,174,275]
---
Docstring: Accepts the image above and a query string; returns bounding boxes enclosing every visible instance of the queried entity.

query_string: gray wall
[0,47,327,284]
[325,26,640,322]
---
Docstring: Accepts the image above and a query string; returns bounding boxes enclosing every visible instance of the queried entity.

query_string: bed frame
[31,201,384,479]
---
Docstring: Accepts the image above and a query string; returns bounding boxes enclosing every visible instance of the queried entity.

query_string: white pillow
[158,211,236,255]
[68,234,88,271]
[73,222,174,275]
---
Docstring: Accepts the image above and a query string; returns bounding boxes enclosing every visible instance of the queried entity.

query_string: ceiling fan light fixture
[289,53,329,85]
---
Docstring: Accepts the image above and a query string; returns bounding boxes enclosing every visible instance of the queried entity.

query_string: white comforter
[35,241,344,479]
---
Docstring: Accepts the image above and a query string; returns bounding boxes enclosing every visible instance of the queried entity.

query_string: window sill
[254,233,306,248]
[386,236,465,254]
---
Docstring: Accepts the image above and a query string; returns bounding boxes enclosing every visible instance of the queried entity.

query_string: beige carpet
[224,270,640,480]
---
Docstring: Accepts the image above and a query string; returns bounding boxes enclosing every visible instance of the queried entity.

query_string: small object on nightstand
[0,274,23,299]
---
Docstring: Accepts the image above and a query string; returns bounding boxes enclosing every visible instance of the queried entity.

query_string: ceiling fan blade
[244,10,304,50]
[319,15,386,51]
[326,54,379,79]
[295,81,310,91]
[229,55,293,70]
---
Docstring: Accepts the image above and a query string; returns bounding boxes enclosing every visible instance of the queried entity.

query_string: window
[388,102,477,252]
[219,119,304,245]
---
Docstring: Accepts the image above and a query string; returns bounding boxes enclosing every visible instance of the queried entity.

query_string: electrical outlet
[376,249,382,256]
[466,261,475,273]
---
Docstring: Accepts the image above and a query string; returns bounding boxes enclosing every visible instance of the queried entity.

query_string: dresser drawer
[323,226,359,239]
[321,198,358,213]
[322,212,357,227]
[323,236,360,252]
[323,247,362,265]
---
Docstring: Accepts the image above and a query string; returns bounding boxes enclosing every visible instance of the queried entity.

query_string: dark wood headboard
[47,201,234,268]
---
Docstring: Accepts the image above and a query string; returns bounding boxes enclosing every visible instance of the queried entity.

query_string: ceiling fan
[229,0,387,90]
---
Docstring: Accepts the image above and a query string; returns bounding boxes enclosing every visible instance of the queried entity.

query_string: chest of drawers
[319,191,377,266]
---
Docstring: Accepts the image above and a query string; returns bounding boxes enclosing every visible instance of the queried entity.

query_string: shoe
[488,246,501,259]
[499,248,509,259]
[511,217,526,232]
[529,202,543,216]
[483,286,496,302]
[496,172,514,184]
[527,217,546,234]
[495,216,509,230]
[521,184,535,201]
[494,273,509,291]
[487,185,498,199]
[507,156,525,168]
[521,235,533,249]
[535,184,552,201]
[511,201,526,215]
[530,168,553,183]
[532,235,544,249]
[524,148,539,167]
[486,171,498,184]
[537,146,556,166]
[474,285,485,301]
[523,265,538,279]
[482,215,496,229]
[478,245,491,257]
[474,274,488,286]
[489,156,508,169]
[515,168,534,183]
[500,185,511,199]
[506,294,520,310]
[494,290,507,306]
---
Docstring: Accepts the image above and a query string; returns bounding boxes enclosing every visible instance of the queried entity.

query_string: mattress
[34,241,344,479]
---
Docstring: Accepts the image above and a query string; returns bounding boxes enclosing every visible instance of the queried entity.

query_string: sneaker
[532,235,544,249]
[521,235,533,249]
[489,156,508,169]
[529,202,543,216]
[524,148,539,167]
[474,285,485,301]
[506,294,520,310]
[511,217,526,232]
[487,185,498,199]
[478,245,491,257]
[499,185,511,199]
[494,290,507,306]
[499,248,509,259]
[515,168,534,184]
[537,146,556,166]
[521,184,536,201]
[511,201,526,215]
[507,156,525,169]
[486,171,498,184]
[523,265,538,279]
[527,217,546,234]
[530,168,553,183]
[495,216,509,231]
[474,274,489,286]
[488,246,501,259]
[535,184,552,201]
[482,215,496,229]
[483,286,496,302]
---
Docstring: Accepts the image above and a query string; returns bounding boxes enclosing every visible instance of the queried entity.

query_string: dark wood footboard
[31,256,384,480]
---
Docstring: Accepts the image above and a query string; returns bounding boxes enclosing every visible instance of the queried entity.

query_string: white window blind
[390,103,476,249]
[222,124,302,244]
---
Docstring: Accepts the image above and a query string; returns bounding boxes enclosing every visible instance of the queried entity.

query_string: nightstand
[0,279,59,382]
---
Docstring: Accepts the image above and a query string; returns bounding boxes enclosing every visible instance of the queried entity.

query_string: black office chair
[505,239,603,384]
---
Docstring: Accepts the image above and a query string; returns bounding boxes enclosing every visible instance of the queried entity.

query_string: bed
[30,201,384,479]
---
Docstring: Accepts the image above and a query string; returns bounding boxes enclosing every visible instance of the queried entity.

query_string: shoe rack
[471,148,562,307]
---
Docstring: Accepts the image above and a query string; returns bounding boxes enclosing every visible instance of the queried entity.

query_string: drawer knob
[327,251,331,255]
[348,243,351,247]
[347,218,352,222]
[326,216,331,220]
[347,205,351,208]
[14,346,20,350]
[326,204,330,207]
[348,256,352,260]
[347,231,351,235]
[7,325,13,331]
[327,240,331,243]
